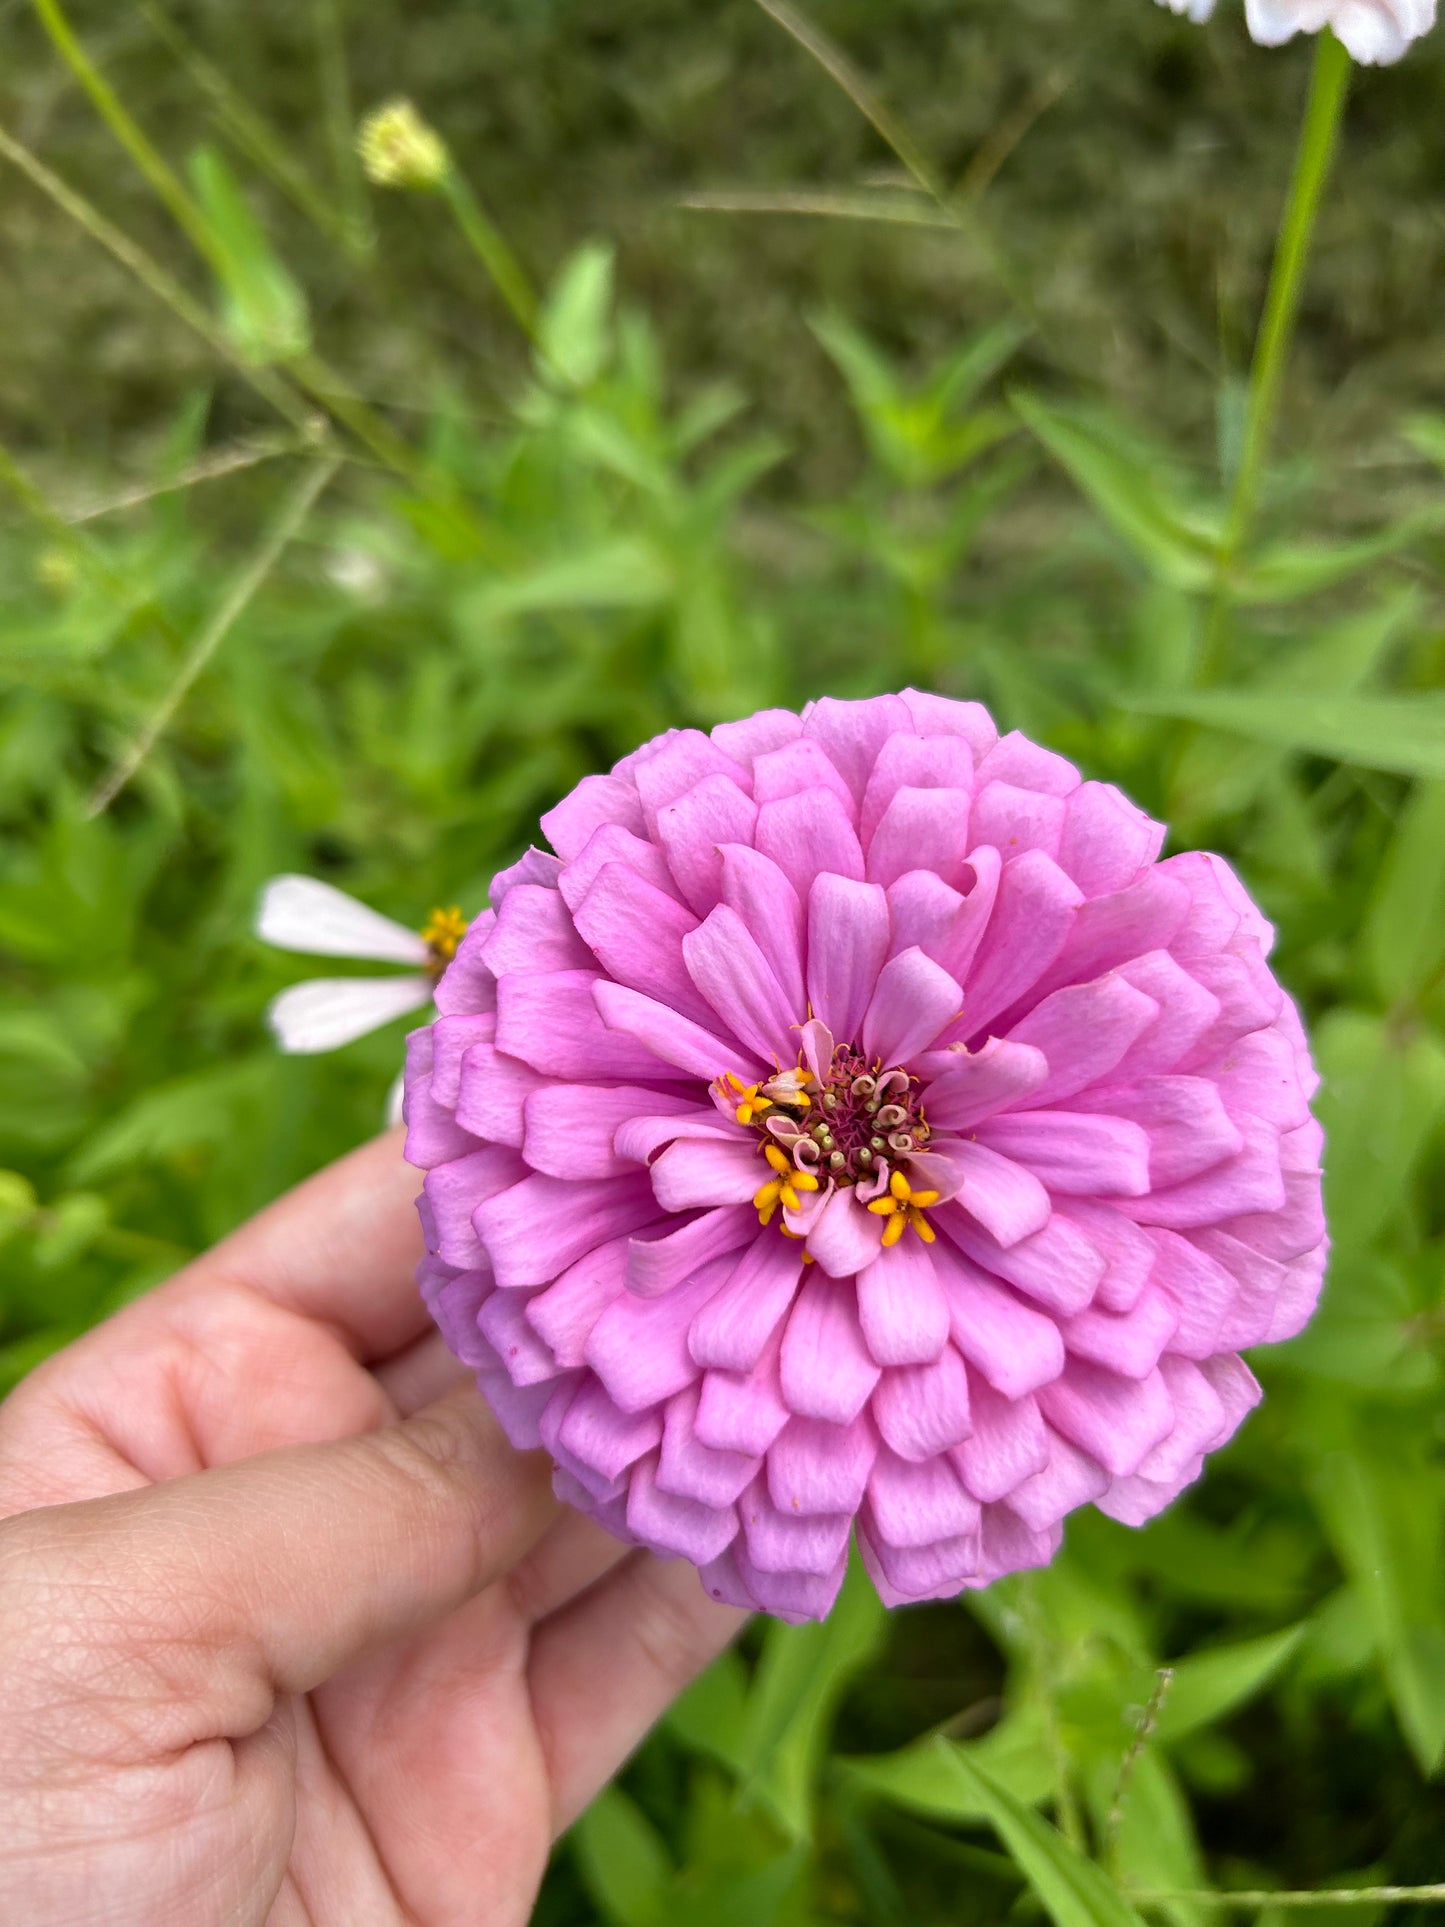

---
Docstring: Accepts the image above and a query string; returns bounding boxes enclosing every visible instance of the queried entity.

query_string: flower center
[798,1044,932,1184]
[717,1046,939,1246]
[420,906,468,976]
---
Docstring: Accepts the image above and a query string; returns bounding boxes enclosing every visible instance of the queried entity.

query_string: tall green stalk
[30,0,218,268]
[439,171,539,340]
[1225,30,1351,554]
[1201,30,1351,679]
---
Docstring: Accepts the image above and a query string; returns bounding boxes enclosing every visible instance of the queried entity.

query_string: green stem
[0,119,316,432]
[30,0,219,268]
[1129,1887,1445,1910]
[88,453,340,815]
[1200,30,1350,679]
[1225,31,1351,553]
[439,170,539,338]
[311,0,373,254]
[139,0,364,258]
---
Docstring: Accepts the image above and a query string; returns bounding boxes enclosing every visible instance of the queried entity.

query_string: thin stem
[23,8,446,502]
[752,0,946,201]
[747,0,1054,362]
[439,170,539,338]
[88,454,340,815]
[30,0,218,267]
[0,122,467,524]
[0,119,316,432]
[311,0,373,253]
[1020,1585,1087,1854]
[139,0,363,257]
[1225,31,1351,550]
[1105,1667,1174,1872]
[66,435,309,523]
[1129,1887,1445,1910]
[0,434,186,652]
[1201,31,1350,679]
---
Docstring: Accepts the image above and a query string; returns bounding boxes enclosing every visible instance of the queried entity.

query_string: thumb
[0,1388,557,1750]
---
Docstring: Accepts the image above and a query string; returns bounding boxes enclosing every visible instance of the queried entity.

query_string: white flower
[1158,0,1436,61]
[256,874,466,1054]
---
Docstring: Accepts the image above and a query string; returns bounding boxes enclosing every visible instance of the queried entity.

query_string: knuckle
[370,1408,481,1523]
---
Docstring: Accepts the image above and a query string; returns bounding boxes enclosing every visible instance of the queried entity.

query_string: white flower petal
[385,1069,408,1126]
[256,875,430,965]
[267,975,432,1054]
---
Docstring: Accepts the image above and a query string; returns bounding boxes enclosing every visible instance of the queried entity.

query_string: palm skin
[0,1131,741,1927]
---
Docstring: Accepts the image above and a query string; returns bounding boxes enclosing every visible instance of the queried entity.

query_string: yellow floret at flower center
[867,1168,940,1247]
[421,906,468,971]
[752,1141,820,1226]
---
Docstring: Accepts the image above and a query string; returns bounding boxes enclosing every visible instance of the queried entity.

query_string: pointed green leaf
[904,1739,1148,1927]
[1121,690,1445,779]
[844,1712,1052,1825]
[461,539,671,619]
[538,241,615,387]
[571,1785,670,1927]
[1312,1010,1445,1251]
[666,1648,751,1776]
[1366,780,1445,1007]
[931,318,1030,417]
[1155,1625,1306,1742]
[1232,513,1445,604]
[1313,1446,1445,1775]
[809,309,902,419]
[188,146,310,365]
[739,1556,886,1838]
[1012,393,1217,590]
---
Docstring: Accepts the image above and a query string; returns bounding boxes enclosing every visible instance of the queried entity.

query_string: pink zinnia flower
[404,694,1326,1622]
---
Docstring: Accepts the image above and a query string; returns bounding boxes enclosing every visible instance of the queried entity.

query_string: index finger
[195,1128,430,1359]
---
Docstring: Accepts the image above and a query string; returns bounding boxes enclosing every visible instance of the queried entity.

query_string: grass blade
[88,453,339,814]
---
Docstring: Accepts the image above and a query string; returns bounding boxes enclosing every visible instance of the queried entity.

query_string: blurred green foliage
[2,1,1444,1919]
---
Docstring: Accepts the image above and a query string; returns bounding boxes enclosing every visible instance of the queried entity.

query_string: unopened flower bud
[357,100,449,190]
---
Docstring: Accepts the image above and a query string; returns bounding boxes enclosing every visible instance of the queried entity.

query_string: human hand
[0,1130,743,1926]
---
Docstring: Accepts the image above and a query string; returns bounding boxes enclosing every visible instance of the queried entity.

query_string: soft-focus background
[2,1,1444,1917]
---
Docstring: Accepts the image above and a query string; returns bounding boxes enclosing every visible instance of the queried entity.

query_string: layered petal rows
[404,694,1326,1622]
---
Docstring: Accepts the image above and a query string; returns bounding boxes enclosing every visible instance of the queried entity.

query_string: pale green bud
[357,100,450,190]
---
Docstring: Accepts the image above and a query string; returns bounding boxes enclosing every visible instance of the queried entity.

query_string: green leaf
[67,1060,273,1185]
[459,538,672,620]
[894,1739,1148,1927]
[738,1556,886,1838]
[1312,1010,1445,1251]
[1280,1252,1439,1393]
[1232,514,1445,604]
[571,1785,671,1927]
[1155,1625,1306,1743]
[32,1190,107,1269]
[1403,412,1445,473]
[1313,1445,1445,1775]
[1012,393,1217,590]
[1121,690,1445,779]
[845,1714,1052,1825]
[1088,1751,1207,1927]
[188,146,310,365]
[0,1170,38,1245]
[1365,780,1445,1007]
[538,241,615,387]
[930,318,1031,418]
[666,1648,751,1776]
[809,309,901,421]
